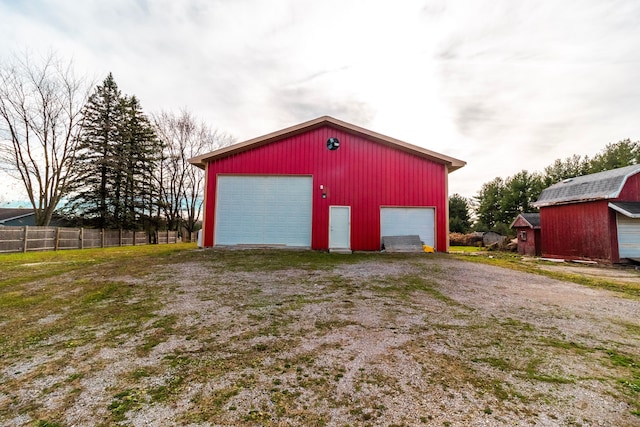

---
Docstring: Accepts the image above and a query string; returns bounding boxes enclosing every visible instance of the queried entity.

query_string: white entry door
[329,206,350,249]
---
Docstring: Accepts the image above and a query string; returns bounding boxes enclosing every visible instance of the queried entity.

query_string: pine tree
[588,139,639,173]
[449,193,471,233]
[117,95,160,231]
[67,74,159,230]
[69,73,123,228]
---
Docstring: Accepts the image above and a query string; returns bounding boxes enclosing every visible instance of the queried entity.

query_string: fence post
[55,227,61,251]
[133,230,136,246]
[23,226,28,253]
[80,228,84,249]
[101,229,105,248]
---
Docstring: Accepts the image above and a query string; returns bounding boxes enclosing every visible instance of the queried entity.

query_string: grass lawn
[1,244,639,426]
[448,245,485,253]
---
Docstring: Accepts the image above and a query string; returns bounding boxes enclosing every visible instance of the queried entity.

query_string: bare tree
[153,110,234,241]
[0,52,89,225]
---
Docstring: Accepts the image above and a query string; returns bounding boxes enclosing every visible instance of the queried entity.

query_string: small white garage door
[215,176,312,246]
[380,207,435,247]
[617,214,640,258]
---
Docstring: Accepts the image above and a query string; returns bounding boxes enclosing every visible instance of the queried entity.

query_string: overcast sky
[1,0,639,205]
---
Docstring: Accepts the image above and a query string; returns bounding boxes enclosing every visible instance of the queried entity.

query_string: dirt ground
[1,250,640,426]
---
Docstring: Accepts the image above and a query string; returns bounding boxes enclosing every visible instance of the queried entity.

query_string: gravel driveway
[2,251,639,426]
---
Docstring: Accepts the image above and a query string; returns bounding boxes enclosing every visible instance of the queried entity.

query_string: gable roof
[510,212,541,229]
[533,164,640,207]
[609,202,640,218]
[0,208,34,224]
[189,116,466,172]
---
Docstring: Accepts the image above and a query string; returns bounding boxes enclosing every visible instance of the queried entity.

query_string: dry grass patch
[1,245,639,426]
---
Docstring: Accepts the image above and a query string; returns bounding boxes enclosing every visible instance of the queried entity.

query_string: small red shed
[189,116,466,252]
[510,213,541,256]
[532,164,640,263]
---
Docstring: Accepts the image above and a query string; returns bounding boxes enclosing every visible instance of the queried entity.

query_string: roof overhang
[609,202,640,218]
[189,116,466,172]
[533,197,606,208]
[0,211,35,224]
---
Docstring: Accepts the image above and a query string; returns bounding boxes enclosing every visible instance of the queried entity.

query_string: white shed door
[215,176,312,246]
[617,214,640,258]
[329,206,351,249]
[380,207,435,247]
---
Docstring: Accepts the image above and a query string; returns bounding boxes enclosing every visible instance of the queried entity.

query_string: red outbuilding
[532,164,640,263]
[189,116,466,252]
[510,213,541,257]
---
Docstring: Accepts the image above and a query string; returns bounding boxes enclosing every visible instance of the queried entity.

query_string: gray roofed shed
[609,202,640,218]
[533,164,640,207]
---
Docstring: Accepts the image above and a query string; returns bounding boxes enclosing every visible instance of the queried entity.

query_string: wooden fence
[0,226,179,254]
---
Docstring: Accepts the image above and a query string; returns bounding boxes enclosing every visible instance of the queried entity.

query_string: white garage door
[215,176,312,246]
[617,214,640,258]
[380,207,435,247]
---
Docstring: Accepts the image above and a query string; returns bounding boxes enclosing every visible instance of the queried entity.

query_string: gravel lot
[1,250,639,426]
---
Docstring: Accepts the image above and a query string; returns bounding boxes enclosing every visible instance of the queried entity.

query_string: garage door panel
[216,176,312,246]
[618,214,640,258]
[380,207,435,248]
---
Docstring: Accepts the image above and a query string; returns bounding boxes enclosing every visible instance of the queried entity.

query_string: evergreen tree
[500,170,543,220]
[588,139,639,173]
[474,177,504,231]
[69,73,123,228]
[542,154,591,186]
[67,74,159,230]
[449,193,471,233]
[117,95,160,231]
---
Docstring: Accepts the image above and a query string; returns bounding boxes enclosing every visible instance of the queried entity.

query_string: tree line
[3,53,638,240]
[450,139,640,235]
[0,53,232,239]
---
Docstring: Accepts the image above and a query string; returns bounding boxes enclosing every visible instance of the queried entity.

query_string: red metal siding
[202,126,448,251]
[615,172,640,201]
[539,201,616,262]
[537,174,639,263]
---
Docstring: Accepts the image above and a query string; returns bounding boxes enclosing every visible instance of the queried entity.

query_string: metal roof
[189,116,466,172]
[533,164,640,207]
[609,202,640,218]
[0,208,34,224]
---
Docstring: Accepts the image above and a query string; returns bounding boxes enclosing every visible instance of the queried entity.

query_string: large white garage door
[380,207,435,247]
[215,176,312,246]
[617,214,640,258]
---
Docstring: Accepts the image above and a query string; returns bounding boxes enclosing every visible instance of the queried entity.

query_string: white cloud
[1,0,639,203]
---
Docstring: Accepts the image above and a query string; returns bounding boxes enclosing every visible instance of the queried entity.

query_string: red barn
[532,164,640,263]
[189,116,465,252]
